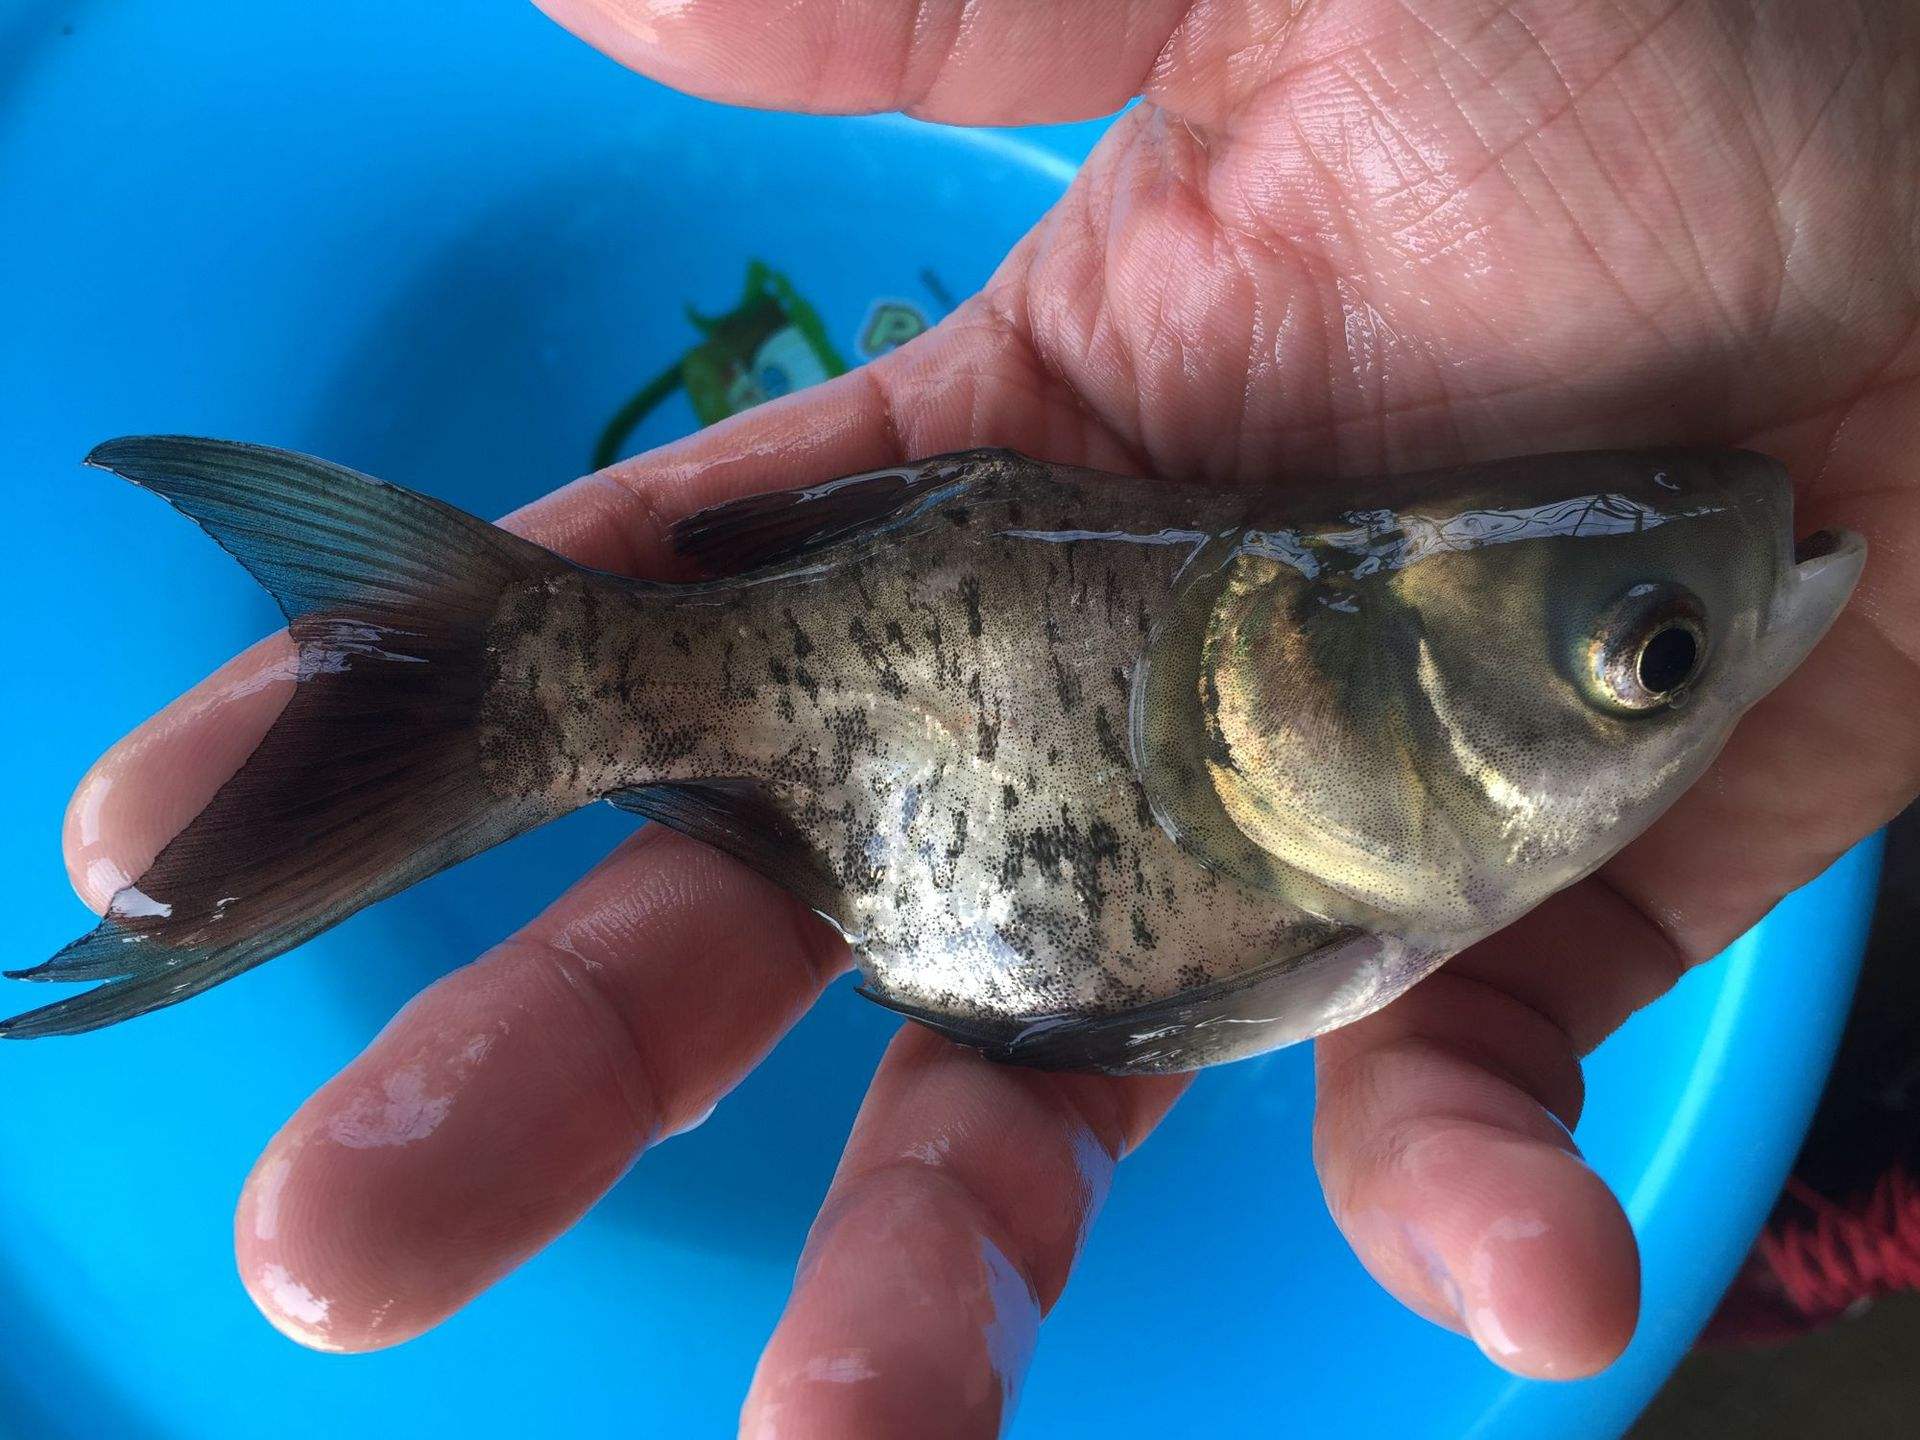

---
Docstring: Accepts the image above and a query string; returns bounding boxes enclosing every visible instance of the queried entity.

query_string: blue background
[0,3,1881,1435]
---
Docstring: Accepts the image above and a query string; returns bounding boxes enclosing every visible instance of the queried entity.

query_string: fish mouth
[1793,528,1851,565]
[1752,525,1867,693]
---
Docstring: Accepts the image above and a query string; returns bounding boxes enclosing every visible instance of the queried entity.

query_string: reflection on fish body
[0,440,1864,1072]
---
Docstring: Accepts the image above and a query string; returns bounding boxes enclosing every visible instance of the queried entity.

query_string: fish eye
[1637,623,1699,694]
[1583,583,1708,714]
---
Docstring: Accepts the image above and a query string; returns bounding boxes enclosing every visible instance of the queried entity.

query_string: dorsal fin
[607,780,844,924]
[668,448,1025,575]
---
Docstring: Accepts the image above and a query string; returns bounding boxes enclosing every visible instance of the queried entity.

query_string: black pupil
[1638,625,1698,694]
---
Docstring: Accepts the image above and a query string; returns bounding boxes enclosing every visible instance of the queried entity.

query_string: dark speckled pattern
[479,454,1345,1048]
[465,445,1831,1073]
[8,441,1846,1060]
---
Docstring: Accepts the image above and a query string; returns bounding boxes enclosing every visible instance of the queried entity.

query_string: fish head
[1157,448,1863,940]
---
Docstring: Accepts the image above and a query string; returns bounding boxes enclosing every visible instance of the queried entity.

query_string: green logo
[857,300,930,358]
[593,263,952,471]
[593,262,849,471]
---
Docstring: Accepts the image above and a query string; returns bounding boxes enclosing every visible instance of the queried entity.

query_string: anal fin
[608,780,844,925]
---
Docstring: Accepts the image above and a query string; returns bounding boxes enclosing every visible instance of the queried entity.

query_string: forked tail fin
[2,437,580,1037]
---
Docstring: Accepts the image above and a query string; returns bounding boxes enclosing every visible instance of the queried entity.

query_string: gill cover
[1121,533,1428,936]
[1131,534,1481,935]
[1131,449,1830,942]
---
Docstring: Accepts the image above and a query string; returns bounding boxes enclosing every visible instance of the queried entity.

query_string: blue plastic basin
[0,3,1882,1436]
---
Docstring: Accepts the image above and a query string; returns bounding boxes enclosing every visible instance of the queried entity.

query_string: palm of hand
[61,2,1919,1434]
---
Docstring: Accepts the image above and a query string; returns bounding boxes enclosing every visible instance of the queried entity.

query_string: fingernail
[1345,1206,1466,1331]
[1460,1214,1564,1375]
[246,1257,345,1352]
[1539,1106,1583,1154]
[976,1234,1040,1431]
[1405,1221,1466,1328]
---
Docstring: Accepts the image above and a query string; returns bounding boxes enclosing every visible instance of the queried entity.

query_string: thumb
[533,0,1187,123]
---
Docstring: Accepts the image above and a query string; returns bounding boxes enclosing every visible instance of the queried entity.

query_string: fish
[0,438,1864,1072]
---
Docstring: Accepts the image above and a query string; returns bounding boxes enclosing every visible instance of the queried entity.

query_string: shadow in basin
[0,1258,163,1440]
[0,1,75,105]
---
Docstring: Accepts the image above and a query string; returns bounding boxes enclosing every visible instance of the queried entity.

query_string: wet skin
[466,444,1839,1073]
[49,1,1920,1434]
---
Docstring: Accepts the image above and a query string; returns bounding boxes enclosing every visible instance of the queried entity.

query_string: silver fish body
[3,441,1863,1070]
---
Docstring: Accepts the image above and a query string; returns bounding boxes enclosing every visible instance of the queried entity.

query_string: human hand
[61,0,1919,1432]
